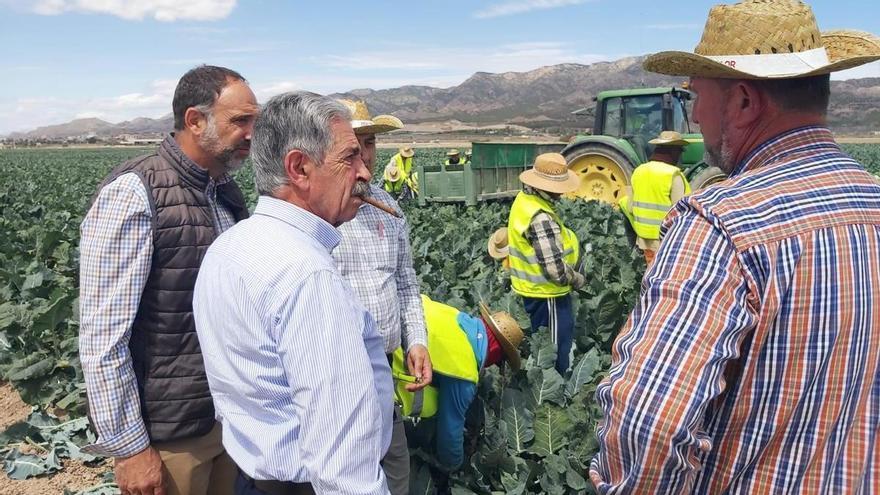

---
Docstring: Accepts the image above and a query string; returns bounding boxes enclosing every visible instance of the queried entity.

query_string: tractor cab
[563,87,722,204]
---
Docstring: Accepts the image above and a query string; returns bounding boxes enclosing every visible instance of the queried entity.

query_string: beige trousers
[153,422,237,495]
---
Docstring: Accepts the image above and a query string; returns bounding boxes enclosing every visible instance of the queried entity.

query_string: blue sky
[1,0,878,135]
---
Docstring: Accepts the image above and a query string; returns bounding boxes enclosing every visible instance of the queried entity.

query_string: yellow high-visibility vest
[507,191,580,298]
[392,153,413,177]
[629,161,691,240]
[391,295,481,418]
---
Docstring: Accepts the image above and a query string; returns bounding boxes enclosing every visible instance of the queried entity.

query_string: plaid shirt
[524,188,585,289]
[79,151,236,458]
[591,127,880,494]
[333,184,427,354]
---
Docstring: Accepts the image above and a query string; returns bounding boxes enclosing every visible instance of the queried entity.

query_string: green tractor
[562,87,726,204]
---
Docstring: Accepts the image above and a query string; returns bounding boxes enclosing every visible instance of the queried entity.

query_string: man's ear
[284,149,310,190]
[729,80,768,129]
[184,107,208,136]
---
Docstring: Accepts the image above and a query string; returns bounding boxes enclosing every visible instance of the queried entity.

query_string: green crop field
[0,144,879,493]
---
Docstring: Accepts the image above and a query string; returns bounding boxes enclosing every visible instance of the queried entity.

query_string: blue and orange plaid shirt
[591,126,880,494]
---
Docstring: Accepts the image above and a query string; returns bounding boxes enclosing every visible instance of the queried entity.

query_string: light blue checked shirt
[79,157,236,458]
[193,196,393,493]
[334,184,427,354]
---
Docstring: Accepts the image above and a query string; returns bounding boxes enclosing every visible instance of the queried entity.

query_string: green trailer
[416,141,565,206]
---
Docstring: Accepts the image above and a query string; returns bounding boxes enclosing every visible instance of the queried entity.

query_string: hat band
[352,119,375,127]
[533,169,571,182]
[705,47,829,77]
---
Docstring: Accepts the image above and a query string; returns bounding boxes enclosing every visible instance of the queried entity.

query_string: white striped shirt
[193,196,392,494]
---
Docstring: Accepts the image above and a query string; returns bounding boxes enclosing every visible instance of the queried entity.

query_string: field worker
[487,227,510,271]
[591,2,880,493]
[79,65,257,495]
[387,146,415,180]
[508,153,584,375]
[445,149,462,165]
[383,165,405,196]
[386,147,418,201]
[618,131,691,265]
[391,296,524,470]
[193,92,393,495]
[334,99,431,495]
[463,150,472,164]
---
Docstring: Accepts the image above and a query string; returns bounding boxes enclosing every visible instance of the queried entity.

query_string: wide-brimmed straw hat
[479,302,524,371]
[643,0,880,79]
[384,166,401,182]
[446,149,460,157]
[399,146,415,158]
[519,153,580,194]
[338,99,404,135]
[649,131,690,147]
[487,227,509,260]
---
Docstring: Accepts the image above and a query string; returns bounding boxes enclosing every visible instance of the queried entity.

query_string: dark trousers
[523,294,574,374]
[235,470,314,495]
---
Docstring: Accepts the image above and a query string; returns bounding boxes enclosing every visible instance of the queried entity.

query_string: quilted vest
[94,136,249,442]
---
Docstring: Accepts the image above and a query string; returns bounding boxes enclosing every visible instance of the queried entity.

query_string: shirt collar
[732,126,837,177]
[252,196,342,251]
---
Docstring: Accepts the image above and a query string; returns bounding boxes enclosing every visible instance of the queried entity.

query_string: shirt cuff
[404,335,428,353]
[82,419,151,458]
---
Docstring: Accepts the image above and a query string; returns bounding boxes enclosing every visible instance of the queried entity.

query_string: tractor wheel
[690,165,727,191]
[563,144,634,204]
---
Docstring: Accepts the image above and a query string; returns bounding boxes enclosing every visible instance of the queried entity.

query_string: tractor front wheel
[563,144,634,204]
[689,165,727,191]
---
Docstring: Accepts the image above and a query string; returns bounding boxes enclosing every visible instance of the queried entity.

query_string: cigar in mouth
[360,195,402,218]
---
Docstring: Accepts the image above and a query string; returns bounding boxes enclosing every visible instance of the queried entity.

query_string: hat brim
[354,115,404,135]
[649,138,690,146]
[400,149,414,158]
[519,168,581,194]
[487,240,509,260]
[645,39,880,80]
[479,302,521,371]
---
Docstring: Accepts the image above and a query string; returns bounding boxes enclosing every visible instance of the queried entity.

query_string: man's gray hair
[251,91,351,196]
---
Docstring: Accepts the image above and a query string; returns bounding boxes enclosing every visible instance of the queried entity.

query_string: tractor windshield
[622,95,663,142]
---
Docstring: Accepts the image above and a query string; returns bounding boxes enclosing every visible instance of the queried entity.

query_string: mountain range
[8,56,880,139]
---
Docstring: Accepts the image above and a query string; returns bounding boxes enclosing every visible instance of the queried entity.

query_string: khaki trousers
[153,422,237,495]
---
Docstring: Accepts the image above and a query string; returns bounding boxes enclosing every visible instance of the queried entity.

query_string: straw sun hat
[649,131,690,147]
[399,147,415,158]
[519,153,580,195]
[643,0,880,79]
[337,99,403,135]
[384,166,401,182]
[487,227,509,260]
[446,149,461,157]
[479,302,524,371]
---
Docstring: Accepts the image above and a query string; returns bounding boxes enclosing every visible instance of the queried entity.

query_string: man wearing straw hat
[618,131,692,266]
[334,99,431,495]
[390,295,524,471]
[445,149,463,166]
[508,153,584,375]
[487,227,510,271]
[592,1,880,493]
[386,147,418,200]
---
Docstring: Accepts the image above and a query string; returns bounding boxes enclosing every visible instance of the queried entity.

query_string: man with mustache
[591,1,880,493]
[79,65,258,495]
[193,92,393,494]
[333,99,430,495]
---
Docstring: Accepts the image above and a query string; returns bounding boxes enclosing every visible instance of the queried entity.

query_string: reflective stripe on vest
[391,295,480,418]
[507,191,580,298]
[629,161,691,240]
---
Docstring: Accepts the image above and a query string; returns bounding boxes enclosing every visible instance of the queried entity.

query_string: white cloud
[473,0,591,19]
[644,23,702,30]
[27,0,237,21]
[833,60,880,81]
[315,41,612,75]
[0,79,176,135]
